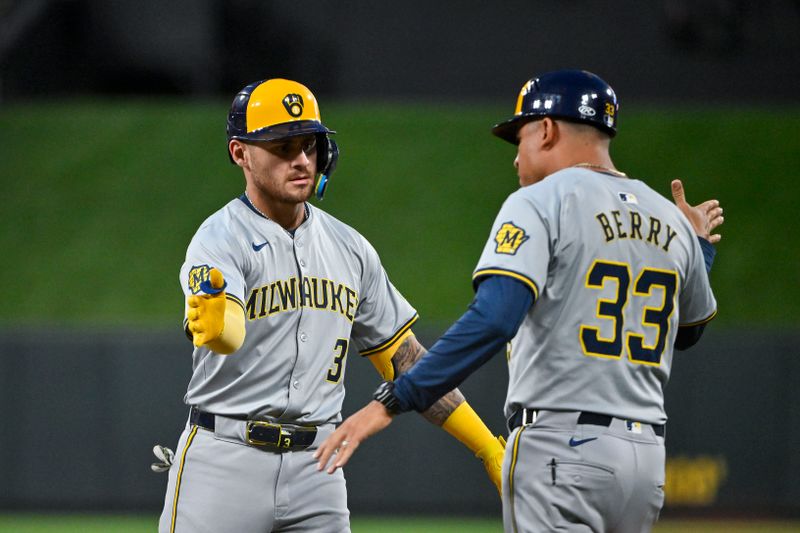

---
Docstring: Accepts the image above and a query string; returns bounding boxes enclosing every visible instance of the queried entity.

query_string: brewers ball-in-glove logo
[494,222,529,255]
[282,94,304,117]
[188,265,212,294]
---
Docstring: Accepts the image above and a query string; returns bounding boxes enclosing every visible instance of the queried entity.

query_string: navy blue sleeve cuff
[698,236,715,273]
[393,275,534,413]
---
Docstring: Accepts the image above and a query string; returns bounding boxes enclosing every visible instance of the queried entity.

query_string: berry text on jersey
[595,210,678,252]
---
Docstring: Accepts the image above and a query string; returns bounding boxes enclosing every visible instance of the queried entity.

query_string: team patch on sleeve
[494,222,529,255]
[187,265,212,294]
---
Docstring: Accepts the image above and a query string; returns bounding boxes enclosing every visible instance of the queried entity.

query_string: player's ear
[229,140,247,168]
[540,117,558,150]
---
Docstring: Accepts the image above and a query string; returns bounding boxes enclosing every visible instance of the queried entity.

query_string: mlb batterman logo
[494,222,529,255]
[282,94,304,117]
[188,265,212,294]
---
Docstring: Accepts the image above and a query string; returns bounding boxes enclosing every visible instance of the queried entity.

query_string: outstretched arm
[391,335,465,424]
[363,333,505,494]
[671,179,724,350]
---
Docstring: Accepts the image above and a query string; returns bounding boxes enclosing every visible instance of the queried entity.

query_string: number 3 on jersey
[579,260,678,366]
[326,338,349,383]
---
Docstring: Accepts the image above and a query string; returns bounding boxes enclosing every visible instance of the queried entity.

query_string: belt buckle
[246,421,293,449]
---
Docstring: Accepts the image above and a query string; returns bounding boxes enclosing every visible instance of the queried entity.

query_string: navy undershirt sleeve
[392,275,534,413]
[698,236,715,273]
[674,237,716,350]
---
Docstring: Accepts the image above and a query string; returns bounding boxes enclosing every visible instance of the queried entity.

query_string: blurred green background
[1,101,797,329]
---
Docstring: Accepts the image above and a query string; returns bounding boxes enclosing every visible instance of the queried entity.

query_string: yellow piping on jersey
[226,293,245,311]
[170,425,199,533]
[508,425,527,533]
[366,329,414,380]
[679,308,717,327]
[360,314,419,356]
[473,268,539,300]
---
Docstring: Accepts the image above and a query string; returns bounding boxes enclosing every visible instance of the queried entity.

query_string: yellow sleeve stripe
[226,294,245,311]
[679,308,717,327]
[365,329,414,381]
[360,314,419,356]
[473,268,539,301]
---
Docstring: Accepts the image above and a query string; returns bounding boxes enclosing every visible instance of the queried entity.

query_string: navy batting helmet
[226,78,339,200]
[492,70,618,144]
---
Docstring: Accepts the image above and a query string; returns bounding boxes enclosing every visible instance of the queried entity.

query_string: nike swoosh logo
[569,437,598,447]
[252,241,270,252]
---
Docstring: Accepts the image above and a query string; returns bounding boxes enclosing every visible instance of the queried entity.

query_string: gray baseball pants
[159,418,349,533]
[502,410,665,533]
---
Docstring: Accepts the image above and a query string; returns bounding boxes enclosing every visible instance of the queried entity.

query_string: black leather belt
[190,407,318,452]
[507,409,665,437]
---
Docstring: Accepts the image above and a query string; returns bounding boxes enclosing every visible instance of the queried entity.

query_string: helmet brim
[491,115,539,145]
[492,112,616,145]
[231,120,335,143]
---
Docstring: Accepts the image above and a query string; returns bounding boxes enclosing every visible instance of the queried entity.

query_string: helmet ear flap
[315,135,339,200]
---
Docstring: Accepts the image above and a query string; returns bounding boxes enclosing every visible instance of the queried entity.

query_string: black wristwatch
[373,381,402,415]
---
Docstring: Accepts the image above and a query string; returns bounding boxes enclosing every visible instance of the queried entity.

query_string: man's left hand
[671,179,724,243]
[314,400,394,473]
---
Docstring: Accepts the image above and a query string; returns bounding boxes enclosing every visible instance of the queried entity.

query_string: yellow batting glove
[186,268,227,347]
[475,435,506,496]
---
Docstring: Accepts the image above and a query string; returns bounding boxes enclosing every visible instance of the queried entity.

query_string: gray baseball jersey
[180,196,417,424]
[474,167,716,425]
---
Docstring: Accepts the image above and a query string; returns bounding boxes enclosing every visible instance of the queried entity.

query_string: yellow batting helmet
[226,78,339,199]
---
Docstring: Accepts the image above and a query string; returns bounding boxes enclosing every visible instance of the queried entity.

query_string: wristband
[373,381,402,415]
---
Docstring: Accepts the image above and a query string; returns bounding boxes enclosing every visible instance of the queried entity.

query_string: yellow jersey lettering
[245,288,259,321]
[276,277,297,311]
[240,276,358,323]
[300,277,313,308]
[647,217,662,246]
[268,281,281,315]
[344,287,358,322]
[630,211,643,240]
[258,285,270,318]
[662,224,678,252]
[312,278,329,309]
[596,210,676,254]
[330,282,345,315]
[611,210,627,239]
[595,213,615,242]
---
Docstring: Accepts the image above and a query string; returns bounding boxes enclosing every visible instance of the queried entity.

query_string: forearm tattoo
[392,335,466,426]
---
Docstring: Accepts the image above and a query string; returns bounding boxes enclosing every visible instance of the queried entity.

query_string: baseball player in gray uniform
[316,70,724,532]
[156,78,506,533]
